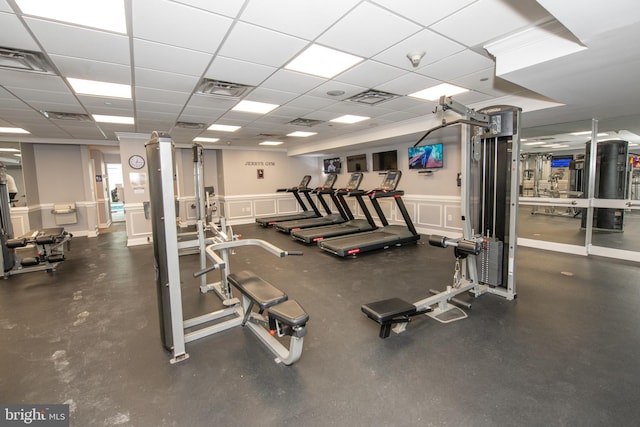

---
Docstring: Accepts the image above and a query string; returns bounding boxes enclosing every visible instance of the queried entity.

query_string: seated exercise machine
[362,97,521,338]
[255,175,320,227]
[274,172,348,233]
[317,170,420,256]
[146,132,309,365]
[0,164,72,277]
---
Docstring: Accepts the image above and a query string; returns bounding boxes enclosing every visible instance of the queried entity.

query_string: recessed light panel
[409,83,468,101]
[259,141,283,146]
[15,0,127,34]
[285,44,363,79]
[68,78,131,99]
[287,131,317,137]
[571,131,608,136]
[93,114,134,124]
[0,127,29,134]
[232,100,279,115]
[0,148,21,152]
[207,124,241,132]
[330,115,370,124]
[193,137,220,143]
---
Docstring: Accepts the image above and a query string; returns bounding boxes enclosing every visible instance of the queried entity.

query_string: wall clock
[128,155,145,169]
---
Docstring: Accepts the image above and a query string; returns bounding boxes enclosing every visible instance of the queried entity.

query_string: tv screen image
[323,157,341,174]
[346,154,367,172]
[550,157,572,168]
[372,150,397,171]
[408,143,443,170]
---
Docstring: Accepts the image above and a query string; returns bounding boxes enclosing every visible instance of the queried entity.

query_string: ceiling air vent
[346,89,401,105]
[0,47,54,74]
[42,111,91,121]
[196,79,254,99]
[175,121,206,129]
[287,118,324,127]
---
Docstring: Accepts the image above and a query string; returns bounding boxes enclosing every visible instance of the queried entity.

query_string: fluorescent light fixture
[193,137,220,143]
[0,127,29,134]
[15,0,127,34]
[330,115,370,124]
[93,114,134,124]
[629,143,638,147]
[68,78,131,99]
[232,100,279,115]
[285,44,363,78]
[551,145,569,148]
[524,141,546,146]
[0,148,21,152]
[541,144,557,148]
[287,131,317,137]
[259,141,283,146]
[409,83,468,101]
[207,124,241,132]
[571,131,608,136]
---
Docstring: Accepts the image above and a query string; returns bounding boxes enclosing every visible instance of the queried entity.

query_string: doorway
[107,163,124,222]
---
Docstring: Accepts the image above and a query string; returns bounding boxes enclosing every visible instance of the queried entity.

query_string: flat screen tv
[372,150,397,171]
[408,143,443,170]
[550,157,572,168]
[346,154,367,172]
[323,157,341,174]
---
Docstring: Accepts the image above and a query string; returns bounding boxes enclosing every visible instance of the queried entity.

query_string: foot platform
[361,298,417,339]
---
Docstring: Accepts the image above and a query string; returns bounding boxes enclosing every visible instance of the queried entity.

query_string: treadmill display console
[380,170,401,191]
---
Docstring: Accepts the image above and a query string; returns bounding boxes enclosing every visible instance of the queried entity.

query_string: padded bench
[228,270,309,335]
[361,298,417,339]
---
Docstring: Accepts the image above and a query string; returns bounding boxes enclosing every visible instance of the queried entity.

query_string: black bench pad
[361,298,416,324]
[6,238,27,248]
[268,300,309,327]
[228,270,288,310]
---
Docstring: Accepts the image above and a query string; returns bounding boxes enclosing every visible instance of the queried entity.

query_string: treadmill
[317,170,420,256]
[291,172,377,244]
[255,175,321,227]
[274,173,351,233]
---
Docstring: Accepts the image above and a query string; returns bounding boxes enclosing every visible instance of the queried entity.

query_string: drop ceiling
[0,0,639,155]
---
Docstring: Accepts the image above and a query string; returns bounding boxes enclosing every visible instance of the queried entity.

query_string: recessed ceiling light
[330,115,370,124]
[0,148,21,152]
[409,83,468,101]
[68,77,131,99]
[15,0,127,34]
[0,127,29,134]
[285,44,363,79]
[193,137,220,143]
[259,141,283,146]
[207,124,241,132]
[524,141,546,146]
[629,143,638,147]
[92,114,134,124]
[287,131,317,137]
[232,100,279,115]
[571,131,608,136]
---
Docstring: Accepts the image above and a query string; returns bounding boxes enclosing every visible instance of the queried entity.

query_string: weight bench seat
[361,298,417,339]
[6,238,27,249]
[268,300,309,327]
[227,270,288,310]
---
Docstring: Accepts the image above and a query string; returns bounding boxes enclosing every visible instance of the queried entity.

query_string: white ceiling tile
[136,100,183,115]
[178,108,224,124]
[261,70,325,94]
[0,12,40,50]
[0,0,11,12]
[307,81,367,100]
[246,87,298,105]
[430,0,550,47]
[317,2,422,57]
[373,29,466,71]
[24,17,130,65]
[375,73,439,95]
[240,0,360,39]
[76,94,133,111]
[269,105,315,119]
[133,39,212,76]
[285,95,336,111]
[133,0,233,54]
[416,49,494,81]
[204,56,277,86]
[135,68,199,92]
[50,55,131,84]
[170,0,245,18]
[372,0,478,26]
[0,70,68,92]
[377,110,421,123]
[8,87,78,104]
[218,22,308,68]
[135,87,190,106]
[186,94,236,110]
[335,60,406,89]
[136,110,178,121]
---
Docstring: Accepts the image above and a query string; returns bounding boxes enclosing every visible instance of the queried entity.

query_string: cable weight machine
[362,97,521,338]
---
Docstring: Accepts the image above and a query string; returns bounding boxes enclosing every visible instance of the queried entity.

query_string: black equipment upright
[255,175,321,227]
[317,170,419,256]
[274,173,356,233]
[291,172,381,244]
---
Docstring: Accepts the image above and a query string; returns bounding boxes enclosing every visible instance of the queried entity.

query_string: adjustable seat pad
[268,300,309,326]
[361,298,416,324]
[228,270,288,310]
